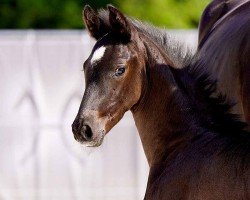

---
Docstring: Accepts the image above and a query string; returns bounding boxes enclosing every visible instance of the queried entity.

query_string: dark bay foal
[72,5,250,200]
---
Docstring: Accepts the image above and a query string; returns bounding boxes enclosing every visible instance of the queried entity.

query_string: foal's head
[72,5,147,146]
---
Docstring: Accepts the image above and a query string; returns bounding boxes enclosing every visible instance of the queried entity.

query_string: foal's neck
[131,38,196,167]
[131,35,246,167]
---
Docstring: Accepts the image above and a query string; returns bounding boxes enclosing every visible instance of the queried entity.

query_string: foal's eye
[115,66,126,76]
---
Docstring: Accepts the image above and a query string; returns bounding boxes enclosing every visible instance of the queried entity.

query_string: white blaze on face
[91,46,106,64]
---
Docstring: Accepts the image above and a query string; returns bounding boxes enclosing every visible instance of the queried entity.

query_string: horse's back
[240,15,250,126]
[198,0,249,48]
[197,1,250,127]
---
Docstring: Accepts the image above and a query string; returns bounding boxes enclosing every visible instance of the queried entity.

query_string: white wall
[0,30,197,200]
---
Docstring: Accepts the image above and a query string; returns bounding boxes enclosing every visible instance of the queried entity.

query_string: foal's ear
[83,5,109,40]
[107,5,132,41]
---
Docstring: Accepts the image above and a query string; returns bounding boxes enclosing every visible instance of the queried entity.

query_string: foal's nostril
[72,118,93,142]
[81,124,93,141]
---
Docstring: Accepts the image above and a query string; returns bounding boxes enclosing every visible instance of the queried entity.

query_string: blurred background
[1,0,209,29]
[0,0,209,199]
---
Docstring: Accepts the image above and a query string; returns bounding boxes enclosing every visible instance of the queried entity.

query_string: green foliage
[114,0,210,28]
[0,0,85,28]
[0,0,210,29]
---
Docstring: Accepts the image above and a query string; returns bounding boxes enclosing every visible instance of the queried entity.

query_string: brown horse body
[72,4,250,200]
[198,0,249,46]
[198,0,250,127]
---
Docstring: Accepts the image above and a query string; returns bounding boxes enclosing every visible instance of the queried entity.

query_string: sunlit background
[0,0,208,199]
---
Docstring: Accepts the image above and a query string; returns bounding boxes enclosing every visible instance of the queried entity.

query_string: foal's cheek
[122,78,141,109]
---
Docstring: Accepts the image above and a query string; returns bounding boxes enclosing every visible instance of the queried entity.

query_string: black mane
[171,63,249,140]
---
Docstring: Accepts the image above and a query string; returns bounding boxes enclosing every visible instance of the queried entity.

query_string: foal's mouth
[73,129,105,147]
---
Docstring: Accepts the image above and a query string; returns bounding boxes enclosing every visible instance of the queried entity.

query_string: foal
[72,5,250,200]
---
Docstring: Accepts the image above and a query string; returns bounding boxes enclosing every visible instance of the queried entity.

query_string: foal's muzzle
[72,116,105,147]
[72,118,93,142]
